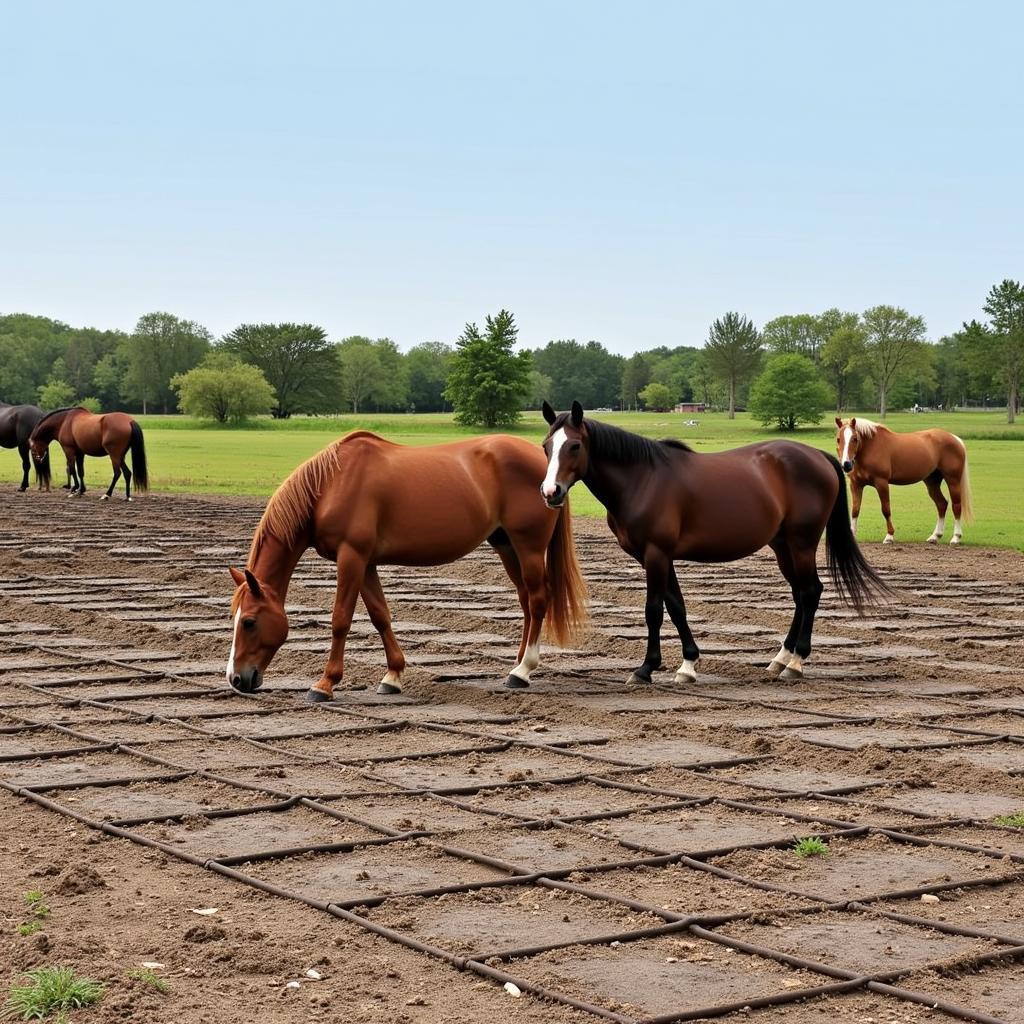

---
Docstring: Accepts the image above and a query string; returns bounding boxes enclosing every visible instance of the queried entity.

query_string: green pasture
[7,410,1022,550]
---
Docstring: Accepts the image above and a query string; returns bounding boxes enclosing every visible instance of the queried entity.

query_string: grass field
[9,410,1022,550]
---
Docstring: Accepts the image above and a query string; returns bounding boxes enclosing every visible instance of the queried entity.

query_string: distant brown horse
[541,402,889,684]
[29,407,149,500]
[227,431,587,702]
[835,418,973,545]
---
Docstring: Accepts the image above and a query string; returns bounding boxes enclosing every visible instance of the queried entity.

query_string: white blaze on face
[542,428,568,498]
[840,427,854,465]
[226,609,241,682]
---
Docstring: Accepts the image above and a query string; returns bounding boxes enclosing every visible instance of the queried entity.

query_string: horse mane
[34,406,84,430]
[854,418,886,439]
[566,415,692,465]
[247,431,383,564]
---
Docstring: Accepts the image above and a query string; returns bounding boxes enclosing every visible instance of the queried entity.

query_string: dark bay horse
[541,402,889,683]
[0,402,51,490]
[836,417,973,545]
[29,407,149,500]
[227,430,587,701]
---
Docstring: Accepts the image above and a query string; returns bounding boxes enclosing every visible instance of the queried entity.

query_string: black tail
[129,421,149,492]
[35,445,51,489]
[824,452,893,612]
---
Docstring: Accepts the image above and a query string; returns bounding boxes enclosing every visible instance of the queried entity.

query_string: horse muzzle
[542,484,566,509]
[231,666,263,693]
[842,460,854,473]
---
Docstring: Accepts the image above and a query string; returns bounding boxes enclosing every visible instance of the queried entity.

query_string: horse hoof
[926,535,937,544]
[950,537,961,545]
[766,660,786,678]
[504,673,530,689]
[99,494,108,501]
[627,672,650,686]
[305,688,333,703]
[779,666,803,681]
[377,681,402,695]
[882,535,894,544]
[674,672,697,685]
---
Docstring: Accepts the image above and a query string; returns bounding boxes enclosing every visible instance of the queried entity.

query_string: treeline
[1,278,1020,425]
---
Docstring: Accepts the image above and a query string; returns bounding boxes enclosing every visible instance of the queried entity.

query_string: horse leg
[767,540,802,677]
[487,532,533,686]
[102,454,123,501]
[779,544,824,680]
[65,451,79,495]
[360,565,406,695]
[628,548,668,685]
[665,565,700,684]
[307,546,367,703]
[924,470,948,543]
[946,473,965,545]
[76,452,86,495]
[876,480,895,543]
[122,458,133,501]
[17,443,30,491]
[849,480,864,536]
[502,540,548,689]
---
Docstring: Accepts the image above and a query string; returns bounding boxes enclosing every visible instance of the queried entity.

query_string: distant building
[673,402,706,413]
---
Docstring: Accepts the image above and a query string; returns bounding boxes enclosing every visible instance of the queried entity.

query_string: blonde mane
[853,418,884,439]
[247,433,379,564]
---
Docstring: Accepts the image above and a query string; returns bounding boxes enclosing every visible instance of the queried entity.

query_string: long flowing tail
[34,444,52,489]
[956,438,973,523]
[543,494,589,645]
[129,421,149,492]
[824,452,893,612]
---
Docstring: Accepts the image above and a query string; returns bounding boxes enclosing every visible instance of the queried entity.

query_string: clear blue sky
[2,1,1020,353]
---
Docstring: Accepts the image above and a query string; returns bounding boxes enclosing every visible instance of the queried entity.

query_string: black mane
[34,406,82,428]
[553,413,692,465]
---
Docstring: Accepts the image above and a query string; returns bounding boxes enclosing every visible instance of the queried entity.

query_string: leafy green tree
[406,342,453,411]
[638,381,674,411]
[748,354,832,431]
[861,305,929,418]
[444,310,531,428]
[820,320,867,411]
[953,320,1000,406]
[170,353,276,423]
[982,279,1024,423]
[123,312,212,413]
[38,379,75,408]
[0,315,70,403]
[221,323,340,418]
[531,339,623,409]
[336,337,409,411]
[620,353,651,410]
[526,368,554,408]
[91,352,127,409]
[704,312,763,418]
[761,314,826,363]
[649,347,700,403]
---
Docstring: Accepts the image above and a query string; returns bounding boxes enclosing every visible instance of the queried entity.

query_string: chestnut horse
[541,402,889,684]
[835,418,973,545]
[29,407,149,500]
[227,430,587,702]
[0,402,51,491]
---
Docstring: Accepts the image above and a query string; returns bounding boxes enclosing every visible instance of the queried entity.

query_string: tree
[620,353,651,410]
[638,381,674,411]
[37,379,75,408]
[982,279,1024,423]
[526,368,554,408]
[336,339,384,413]
[0,315,71,404]
[704,312,763,418]
[861,305,928,418]
[406,342,453,412]
[761,314,825,363]
[820,320,867,411]
[123,312,212,413]
[221,323,340,418]
[531,339,623,409]
[170,353,276,423]
[748,354,832,431]
[444,310,532,428]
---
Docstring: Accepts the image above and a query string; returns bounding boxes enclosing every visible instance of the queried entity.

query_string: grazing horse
[226,430,587,701]
[0,402,51,491]
[835,418,973,545]
[29,407,149,500]
[541,402,889,684]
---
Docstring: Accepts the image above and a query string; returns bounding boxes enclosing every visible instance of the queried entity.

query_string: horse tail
[129,421,149,492]
[954,436,973,523]
[35,446,51,488]
[544,494,589,645]
[823,452,893,613]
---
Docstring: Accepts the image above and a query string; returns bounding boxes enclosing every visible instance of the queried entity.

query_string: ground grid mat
[2,492,1024,1022]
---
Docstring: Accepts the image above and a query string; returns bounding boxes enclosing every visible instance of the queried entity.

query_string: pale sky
[2,1,1021,352]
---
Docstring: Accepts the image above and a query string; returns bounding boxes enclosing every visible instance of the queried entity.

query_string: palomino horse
[29,407,149,500]
[227,430,587,701]
[541,402,889,684]
[0,402,51,491]
[835,418,973,545]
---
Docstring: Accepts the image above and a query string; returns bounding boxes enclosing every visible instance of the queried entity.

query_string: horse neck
[583,456,647,521]
[248,532,307,603]
[37,408,76,440]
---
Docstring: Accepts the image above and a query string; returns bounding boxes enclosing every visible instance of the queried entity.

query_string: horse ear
[849,417,857,430]
[541,401,556,425]
[229,567,245,587]
[243,569,263,598]
[834,417,843,429]
[570,401,584,427]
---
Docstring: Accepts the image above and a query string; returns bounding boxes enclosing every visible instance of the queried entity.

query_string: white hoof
[950,535,961,545]
[674,659,698,685]
[766,659,786,678]
[100,494,109,501]
[882,534,894,544]
[925,534,938,544]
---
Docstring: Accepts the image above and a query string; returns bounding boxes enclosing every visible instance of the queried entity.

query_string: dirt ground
[1,490,1023,1023]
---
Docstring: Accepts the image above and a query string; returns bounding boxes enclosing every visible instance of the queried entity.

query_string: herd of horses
[2,398,973,700]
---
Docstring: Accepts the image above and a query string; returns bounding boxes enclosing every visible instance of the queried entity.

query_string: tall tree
[761,314,826,362]
[221,323,340,418]
[861,305,928,418]
[982,279,1024,423]
[406,342,454,412]
[123,312,211,413]
[619,353,651,410]
[820,319,867,411]
[336,340,385,413]
[748,353,833,431]
[444,310,531,428]
[531,339,623,408]
[704,312,763,418]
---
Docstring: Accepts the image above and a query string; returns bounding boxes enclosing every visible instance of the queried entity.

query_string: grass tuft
[3,967,102,1019]
[125,969,168,994]
[993,811,1024,828]
[22,893,49,920]
[793,836,830,858]
[16,922,42,938]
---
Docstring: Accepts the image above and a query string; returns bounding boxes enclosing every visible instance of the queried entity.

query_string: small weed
[16,922,42,938]
[125,969,168,995]
[3,967,102,1019]
[993,812,1024,828]
[793,836,830,858]
[22,893,49,920]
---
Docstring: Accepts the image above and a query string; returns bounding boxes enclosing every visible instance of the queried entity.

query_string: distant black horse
[0,402,52,491]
